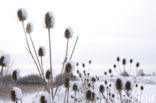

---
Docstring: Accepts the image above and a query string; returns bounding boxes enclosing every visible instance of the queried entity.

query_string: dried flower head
[17,8,27,21]
[109,69,112,74]
[12,69,20,82]
[82,63,85,68]
[136,62,140,68]
[10,87,22,101]
[76,62,79,66]
[40,95,47,103]
[89,60,92,64]
[38,46,46,57]
[45,70,51,80]
[64,78,70,88]
[116,78,123,91]
[113,64,116,68]
[65,61,75,73]
[26,22,33,34]
[0,54,11,67]
[140,85,144,90]
[99,85,105,93]
[86,90,92,100]
[122,58,126,65]
[130,59,133,63]
[72,83,78,91]
[117,57,120,61]
[64,27,73,39]
[125,81,131,91]
[44,12,55,29]
[10,90,16,102]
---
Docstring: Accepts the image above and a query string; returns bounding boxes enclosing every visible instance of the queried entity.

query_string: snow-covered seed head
[104,80,107,85]
[136,62,140,68]
[89,60,92,64]
[125,81,131,91]
[82,63,85,68]
[45,70,51,80]
[40,95,47,103]
[86,90,92,100]
[122,58,126,65]
[65,61,75,73]
[116,78,123,91]
[91,77,96,83]
[12,69,20,82]
[10,87,22,101]
[17,8,28,21]
[64,78,70,88]
[76,62,79,66]
[44,12,55,29]
[109,69,112,74]
[99,85,105,93]
[112,94,115,98]
[140,85,144,91]
[0,54,11,67]
[64,27,73,39]
[104,72,107,76]
[113,64,116,68]
[72,83,78,91]
[117,57,120,61]
[130,59,133,63]
[26,22,33,34]
[38,46,46,57]
[136,84,138,87]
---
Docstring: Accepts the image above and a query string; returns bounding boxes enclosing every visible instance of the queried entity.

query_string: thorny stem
[48,28,53,99]
[21,22,42,77]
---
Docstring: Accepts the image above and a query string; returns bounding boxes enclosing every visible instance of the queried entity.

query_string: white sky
[0,0,156,73]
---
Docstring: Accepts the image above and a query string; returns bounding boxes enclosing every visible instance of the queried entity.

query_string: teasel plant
[12,69,20,85]
[72,83,78,103]
[17,8,79,100]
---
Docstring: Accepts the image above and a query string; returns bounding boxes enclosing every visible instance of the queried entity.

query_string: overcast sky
[0,0,156,73]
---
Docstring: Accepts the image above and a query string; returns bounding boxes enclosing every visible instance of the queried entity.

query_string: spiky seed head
[10,90,16,102]
[89,60,92,64]
[117,57,120,61]
[91,77,96,83]
[130,59,133,63]
[76,62,79,66]
[104,72,107,75]
[136,84,138,87]
[26,22,33,34]
[82,63,85,68]
[64,78,70,88]
[116,78,123,91]
[88,83,91,87]
[140,85,144,90]
[38,46,46,57]
[44,12,55,29]
[45,70,51,80]
[104,80,107,85]
[122,58,126,65]
[87,73,90,76]
[65,61,75,73]
[40,95,47,103]
[125,81,131,91]
[64,27,73,39]
[109,69,112,74]
[79,73,82,78]
[113,64,116,68]
[86,90,92,100]
[17,8,27,21]
[12,70,20,82]
[109,84,112,87]
[72,83,78,91]
[76,70,79,73]
[99,85,105,93]
[112,94,115,98]
[136,62,140,68]
[0,54,11,67]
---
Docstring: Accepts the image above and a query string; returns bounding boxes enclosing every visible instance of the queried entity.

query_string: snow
[12,87,22,100]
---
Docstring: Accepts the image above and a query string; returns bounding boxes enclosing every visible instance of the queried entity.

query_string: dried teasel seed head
[88,83,91,87]
[116,78,123,91]
[0,54,11,67]
[130,59,133,63]
[89,60,92,64]
[104,80,107,85]
[38,46,46,57]
[17,8,27,21]
[86,90,92,100]
[112,94,115,98]
[104,72,107,75]
[122,58,126,65]
[136,62,140,68]
[91,77,96,83]
[26,22,33,34]
[136,84,138,87]
[40,95,47,103]
[64,78,70,88]
[72,83,78,91]
[76,70,79,73]
[45,70,51,80]
[109,69,112,74]
[64,27,73,39]
[113,64,116,68]
[140,85,144,90]
[99,85,105,93]
[117,57,120,62]
[44,12,55,29]
[65,61,75,73]
[82,63,85,68]
[10,90,16,102]
[12,69,20,82]
[125,81,131,91]
[76,62,79,66]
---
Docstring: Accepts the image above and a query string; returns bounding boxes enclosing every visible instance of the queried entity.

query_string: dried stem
[0,66,4,77]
